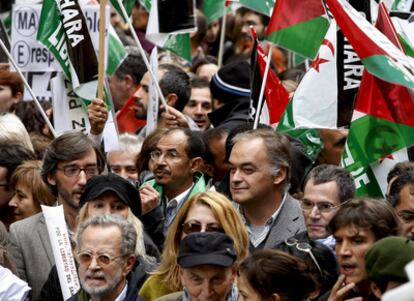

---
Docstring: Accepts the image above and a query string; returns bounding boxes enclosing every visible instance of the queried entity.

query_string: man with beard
[70,215,139,301]
[8,131,105,301]
[133,64,199,137]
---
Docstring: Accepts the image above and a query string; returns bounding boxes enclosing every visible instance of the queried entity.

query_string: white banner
[51,74,91,135]
[146,47,159,135]
[11,4,108,72]
[42,205,80,300]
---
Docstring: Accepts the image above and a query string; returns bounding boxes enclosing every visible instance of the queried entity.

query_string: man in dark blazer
[228,128,306,251]
[8,131,104,301]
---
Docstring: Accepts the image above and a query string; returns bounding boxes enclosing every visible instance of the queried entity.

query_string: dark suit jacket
[246,194,306,251]
[8,213,54,301]
[264,194,306,248]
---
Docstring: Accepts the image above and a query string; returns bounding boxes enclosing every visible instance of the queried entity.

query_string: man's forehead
[186,264,231,276]
[157,132,188,149]
[59,149,97,166]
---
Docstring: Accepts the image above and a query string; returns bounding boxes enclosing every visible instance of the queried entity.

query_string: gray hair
[117,133,143,154]
[232,129,292,191]
[76,215,137,257]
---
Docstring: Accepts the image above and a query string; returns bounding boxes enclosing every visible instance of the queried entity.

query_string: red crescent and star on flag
[311,38,335,72]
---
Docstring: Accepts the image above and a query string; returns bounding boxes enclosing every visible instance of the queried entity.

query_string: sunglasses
[182,221,224,235]
[284,238,322,275]
[76,251,122,267]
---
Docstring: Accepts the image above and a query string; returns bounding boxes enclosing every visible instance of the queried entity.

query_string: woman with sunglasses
[139,191,249,301]
[238,249,317,301]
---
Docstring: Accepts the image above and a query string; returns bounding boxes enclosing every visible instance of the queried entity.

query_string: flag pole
[97,0,107,100]
[115,0,169,112]
[217,0,230,68]
[253,43,273,130]
[0,39,57,138]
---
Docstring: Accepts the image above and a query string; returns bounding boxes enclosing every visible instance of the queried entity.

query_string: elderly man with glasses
[8,131,105,301]
[71,215,140,301]
[300,164,355,251]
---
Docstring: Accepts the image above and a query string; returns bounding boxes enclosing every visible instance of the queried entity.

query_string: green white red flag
[326,0,414,90]
[279,20,339,130]
[341,3,414,197]
[249,28,289,126]
[265,0,330,59]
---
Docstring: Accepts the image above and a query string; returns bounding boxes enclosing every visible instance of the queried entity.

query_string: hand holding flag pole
[0,38,57,138]
[252,27,273,129]
[114,0,169,112]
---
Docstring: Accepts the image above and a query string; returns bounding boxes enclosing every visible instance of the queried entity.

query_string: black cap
[178,232,237,268]
[80,174,141,217]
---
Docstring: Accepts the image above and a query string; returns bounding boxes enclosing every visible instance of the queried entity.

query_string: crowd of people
[1,1,414,301]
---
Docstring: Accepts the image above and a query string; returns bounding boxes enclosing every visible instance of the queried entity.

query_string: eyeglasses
[150,149,181,161]
[300,199,346,213]
[76,251,123,267]
[284,238,322,275]
[57,165,99,178]
[182,221,224,235]
[397,210,414,223]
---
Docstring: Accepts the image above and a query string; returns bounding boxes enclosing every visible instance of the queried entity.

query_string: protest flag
[390,11,414,58]
[110,0,136,22]
[37,0,99,100]
[278,20,338,130]
[239,0,275,17]
[163,34,192,62]
[146,0,196,46]
[265,0,330,59]
[202,0,225,24]
[249,28,289,127]
[116,91,146,134]
[341,3,414,197]
[325,0,414,90]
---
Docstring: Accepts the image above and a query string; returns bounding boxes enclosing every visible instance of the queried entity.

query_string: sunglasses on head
[182,221,224,235]
[284,238,322,275]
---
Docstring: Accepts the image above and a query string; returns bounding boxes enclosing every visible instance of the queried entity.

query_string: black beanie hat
[80,173,141,217]
[210,60,251,104]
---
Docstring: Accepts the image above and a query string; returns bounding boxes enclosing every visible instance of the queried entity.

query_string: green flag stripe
[202,0,225,24]
[265,16,329,58]
[399,35,414,58]
[347,114,414,166]
[239,0,275,16]
[361,55,414,89]
[107,30,127,75]
[164,34,192,62]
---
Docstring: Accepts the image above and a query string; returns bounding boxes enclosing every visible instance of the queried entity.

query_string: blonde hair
[153,191,249,291]
[76,205,146,257]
